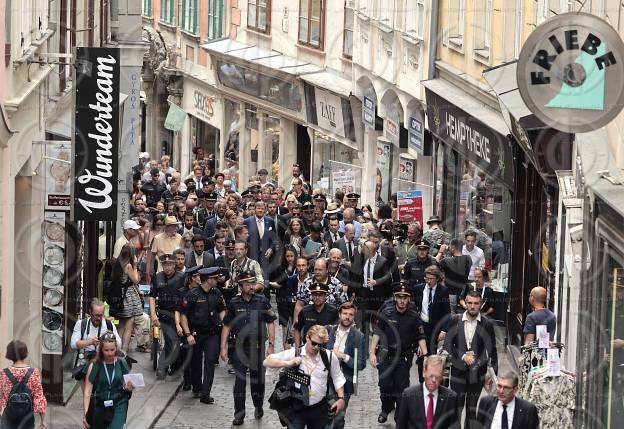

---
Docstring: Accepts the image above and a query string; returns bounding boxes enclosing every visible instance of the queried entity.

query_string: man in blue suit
[243,201,278,295]
[326,301,367,429]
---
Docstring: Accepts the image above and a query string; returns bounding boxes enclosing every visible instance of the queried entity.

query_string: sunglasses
[308,339,324,348]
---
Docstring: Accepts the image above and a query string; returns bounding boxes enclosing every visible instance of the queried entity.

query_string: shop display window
[311,131,361,194]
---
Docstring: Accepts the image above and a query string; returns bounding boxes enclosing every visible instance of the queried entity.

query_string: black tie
[428,288,434,307]
[501,404,508,429]
[346,241,352,261]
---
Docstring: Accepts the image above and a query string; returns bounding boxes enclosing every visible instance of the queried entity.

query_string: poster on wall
[376,140,391,203]
[399,157,415,182]
[44,142,72,210]
[397,191,423,226]
[332,170,356,194]
[42,211,66,355]
[73,47,121,221]
[408,116,424,154]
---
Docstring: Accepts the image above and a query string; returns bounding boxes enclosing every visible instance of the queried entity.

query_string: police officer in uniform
[345,192,363,218]
[180,267,226,404]
[403,239,438,291]
[194,191,218,230]
[293,282,339,347]
[149,253,186,380]
[219,271,277,426]
[369,283,427,423]
[181,265,202,390]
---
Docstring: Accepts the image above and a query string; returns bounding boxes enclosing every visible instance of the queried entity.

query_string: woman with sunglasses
[83,333,135,429]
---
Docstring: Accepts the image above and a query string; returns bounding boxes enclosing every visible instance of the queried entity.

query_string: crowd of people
[60,151,554,429]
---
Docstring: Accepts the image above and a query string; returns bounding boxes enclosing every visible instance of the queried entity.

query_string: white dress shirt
[271,347,346,406]
[334,326,351,363]
[256,216,265,238]
[194,252,203,267]
[462,311,482,350]
[363,255,377,289]
[420,285,437,323]
[423,385,438,415]
[492,398,515,429]
[462,244,485,281]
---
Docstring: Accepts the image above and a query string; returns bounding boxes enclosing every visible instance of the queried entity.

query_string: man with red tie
[395,355,460,429]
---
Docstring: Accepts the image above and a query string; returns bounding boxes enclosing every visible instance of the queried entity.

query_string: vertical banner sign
[397,190,423,226]
[362,96,376,128]
[408,116,424,153]
[73,47,121,221]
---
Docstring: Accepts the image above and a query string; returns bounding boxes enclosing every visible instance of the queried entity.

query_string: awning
[575,128,624,219]
[300,70,353,98]
[201,39,323,76]
[422,78,510,137]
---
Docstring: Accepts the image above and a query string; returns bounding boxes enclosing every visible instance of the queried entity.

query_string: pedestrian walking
[293,283,339,347]
[395,355,459,429]
[444,290,498,429]
[369,283,428,423]
[83,333,135,429]
[219,271,276,425]
[180,267,226,404]
[264,325,347,429]
[0,340,47,429]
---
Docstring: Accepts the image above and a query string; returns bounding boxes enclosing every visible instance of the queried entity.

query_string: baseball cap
[123,219,141,230]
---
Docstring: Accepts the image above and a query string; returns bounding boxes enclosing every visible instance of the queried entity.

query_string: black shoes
[232,416,244,426]
[254,407,264,419]
[227,365,235,375]
[182,383,192,391]
[156,371,166,381]
[192,391,201,398]
[199,395,214,404]
[378,411,388,423]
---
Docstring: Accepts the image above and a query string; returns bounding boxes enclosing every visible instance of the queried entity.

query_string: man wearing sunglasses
[264,324,347,428]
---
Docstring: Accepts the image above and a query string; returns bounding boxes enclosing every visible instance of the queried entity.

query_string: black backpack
[2,367,35,423]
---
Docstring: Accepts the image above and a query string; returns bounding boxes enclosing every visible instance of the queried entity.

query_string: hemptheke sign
[517,13,624,133]
[73,47,120,221]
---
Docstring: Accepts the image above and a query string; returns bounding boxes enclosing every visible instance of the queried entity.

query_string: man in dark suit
[477,372,539,429]
[324,216,344,249]
[353,239,392,336]
[326,302,367,429]
[243,201,278,288]
[203,202,227,239]
[185,235,216,269]
[444,290,498,429]
[332,223,358,267]
[179,212,203,237]
[414,265,451,382]
[395,355,459,429]
[369,230,401,283]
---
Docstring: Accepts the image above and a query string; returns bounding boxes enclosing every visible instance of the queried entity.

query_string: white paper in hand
[536,325,549,348]
[123,373,145,388]
[547,348,561,377]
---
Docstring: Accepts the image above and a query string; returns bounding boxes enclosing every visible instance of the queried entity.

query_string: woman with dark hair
[109,245,143,353]
[284,218,304,254]
[0,340,47,429]
[268,245,298,348]
[83,333,134,429]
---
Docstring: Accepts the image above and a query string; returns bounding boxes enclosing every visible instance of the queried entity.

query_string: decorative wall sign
[42,212,66,355]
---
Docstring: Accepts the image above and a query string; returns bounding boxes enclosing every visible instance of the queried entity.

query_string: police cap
[346,192,360,200]
[225,238,236,248]
[186,265,202,276]
[309,282,329,294]
[416,239,430,249]
[205,192,219,202]
[159,253,176,264]
[198,266,221,278]
[393,283,412,296]
[237,270,257,283]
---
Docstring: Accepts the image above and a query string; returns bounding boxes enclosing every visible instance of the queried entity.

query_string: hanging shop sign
[397,190,423,226]
[164,102,187,132]
[408,116,424,154]
[384,108,401,144]
[73,47,120,221]
[362,96,376,128]
[42,212,66,356]
[43,141,72,210]
[425,88,514,188]
[517,12,624,133]
[314,88,346,137]
[399,156,415,182]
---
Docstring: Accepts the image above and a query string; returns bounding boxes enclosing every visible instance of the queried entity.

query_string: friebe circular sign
[517,13,624,133]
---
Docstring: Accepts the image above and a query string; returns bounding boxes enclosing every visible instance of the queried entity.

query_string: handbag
[268,346,310,423]
[85,364,102,425]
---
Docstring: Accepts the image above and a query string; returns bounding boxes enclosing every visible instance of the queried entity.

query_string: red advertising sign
[397,190,423,226]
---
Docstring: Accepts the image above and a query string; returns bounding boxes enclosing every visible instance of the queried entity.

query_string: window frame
[160,0,175,25]
[298,0,325,50]
[247,0,271,34]
[473,0,493,61]
[142,0,152,17]
[377,0,394,29]
[404,0,425,41]
[181,0,198,35]
[513,0,523,59]
[446,0,465,49]
[343,0,354,58]
[207,0,224,40]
